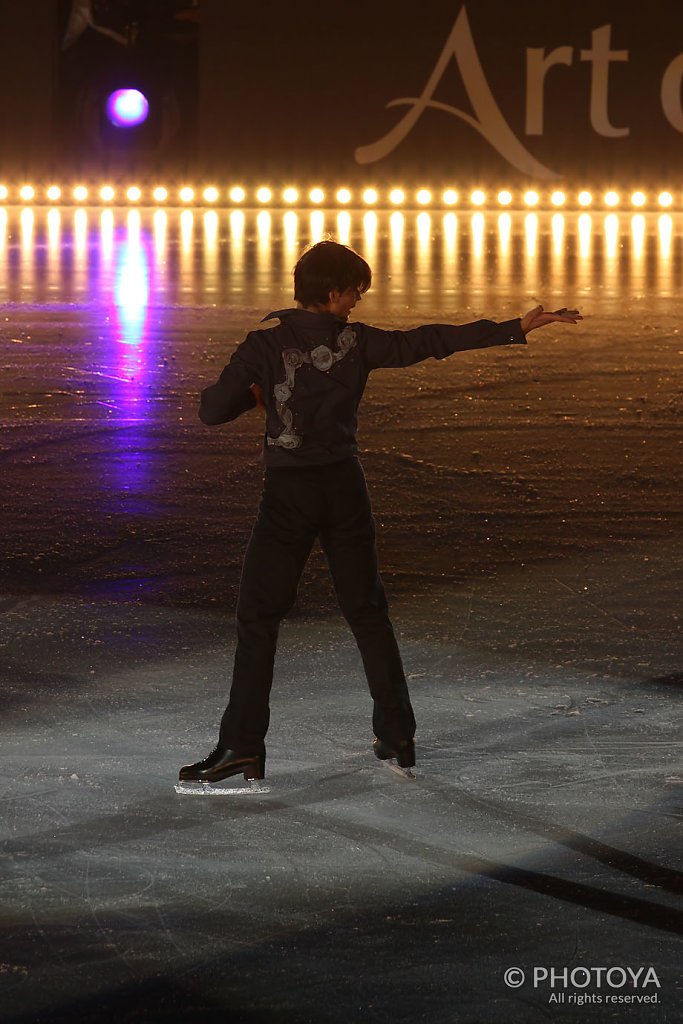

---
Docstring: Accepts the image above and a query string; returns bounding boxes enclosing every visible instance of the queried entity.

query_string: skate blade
[381,759,416,781]
[175,779,270,796]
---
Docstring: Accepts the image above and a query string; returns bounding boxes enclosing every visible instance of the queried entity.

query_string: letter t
[580,25,629,136]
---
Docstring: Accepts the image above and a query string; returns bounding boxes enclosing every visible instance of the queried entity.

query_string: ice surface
[1,209,681,1023]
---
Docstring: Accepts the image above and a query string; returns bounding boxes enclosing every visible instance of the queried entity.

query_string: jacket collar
[262,308,349,328]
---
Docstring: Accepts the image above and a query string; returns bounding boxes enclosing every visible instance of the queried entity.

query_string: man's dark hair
[293,240,372,307]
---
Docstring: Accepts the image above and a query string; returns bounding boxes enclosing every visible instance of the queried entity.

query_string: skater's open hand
[521,305,582,334]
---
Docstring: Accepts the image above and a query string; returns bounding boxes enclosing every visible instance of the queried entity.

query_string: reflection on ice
[0,207,681,310]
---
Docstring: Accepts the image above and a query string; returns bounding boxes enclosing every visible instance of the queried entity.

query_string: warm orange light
[551,213,564,255]
[417,211,431,244]
[310,210,325,242]
[257,210,271,240]
[443,211,457,244]
[471,212,485,254]
[337,210,351,244]
[284,210,297,243]
[578,213,591,258]
[1,180,668,211]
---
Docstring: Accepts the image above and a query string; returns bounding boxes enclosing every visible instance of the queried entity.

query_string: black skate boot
[373,737,416,779]
[179,746,266,784]
[373,737,415,767]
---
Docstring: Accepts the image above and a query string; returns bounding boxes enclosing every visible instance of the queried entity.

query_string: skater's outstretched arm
[360,304,581,372]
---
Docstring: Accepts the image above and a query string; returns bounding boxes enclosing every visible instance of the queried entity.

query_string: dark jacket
[199,308,526,467]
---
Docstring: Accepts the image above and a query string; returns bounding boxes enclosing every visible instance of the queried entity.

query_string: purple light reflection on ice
[107,213,154,512]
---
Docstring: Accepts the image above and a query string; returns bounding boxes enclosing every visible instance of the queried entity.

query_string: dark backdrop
[1,1,682,185]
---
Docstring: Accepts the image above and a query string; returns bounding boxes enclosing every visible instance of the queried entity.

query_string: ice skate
[373,737,416,780]
[175,746,270,796]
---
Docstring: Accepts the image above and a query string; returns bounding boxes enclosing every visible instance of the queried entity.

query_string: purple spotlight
[106,89,149,128]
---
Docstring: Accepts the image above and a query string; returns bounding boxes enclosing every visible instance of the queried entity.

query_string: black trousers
[219,457,416,752]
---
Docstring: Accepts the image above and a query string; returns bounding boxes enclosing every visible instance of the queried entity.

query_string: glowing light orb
[578,191,592,206]
[658,191,673,207]
[153,187,167,202]
[283,188,298,203]
[100,186,115,201]
[203,187,219,203]
[471,190,486,206]
[551,191,566,206]
[497,190,512,205]
[230,187,245,203]
[390,189,405,205]
[47,186,61,201]
[257,187,272,203]
[106,89,150,128]
[309,188,325,203]
[442,189,458,205]
[336,189,351,204]
[20,185,34,201]
[416,189,431,205]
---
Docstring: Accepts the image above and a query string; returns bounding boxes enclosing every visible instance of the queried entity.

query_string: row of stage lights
[0,183,679,210]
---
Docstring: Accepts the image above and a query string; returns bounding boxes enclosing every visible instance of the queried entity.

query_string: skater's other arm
[199,335,262,425]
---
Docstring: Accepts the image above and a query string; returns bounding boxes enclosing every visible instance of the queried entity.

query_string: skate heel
[243,755,266,781]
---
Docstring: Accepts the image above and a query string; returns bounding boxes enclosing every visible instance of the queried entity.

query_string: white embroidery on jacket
[268,326,357,449]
